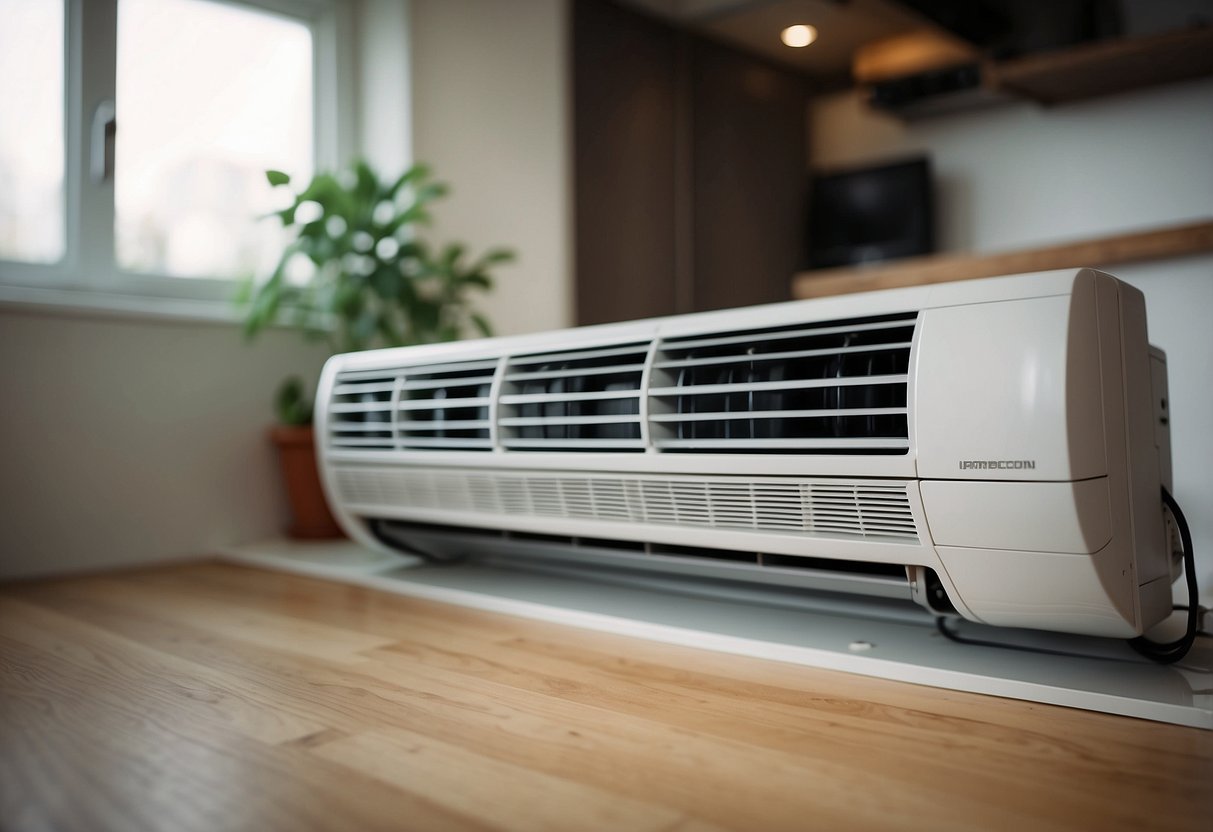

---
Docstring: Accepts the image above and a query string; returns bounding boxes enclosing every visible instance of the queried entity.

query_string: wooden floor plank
[0,631,487,832]
[1,597,327,746]
[312,727,687,832]
[2,561,1210,832]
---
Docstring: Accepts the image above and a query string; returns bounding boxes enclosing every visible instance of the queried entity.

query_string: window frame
[0,0,354,319]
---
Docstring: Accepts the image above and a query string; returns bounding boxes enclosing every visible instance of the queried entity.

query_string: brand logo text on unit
[958,460,1037,470]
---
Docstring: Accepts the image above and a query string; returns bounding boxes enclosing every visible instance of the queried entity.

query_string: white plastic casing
[315,269,1174,638]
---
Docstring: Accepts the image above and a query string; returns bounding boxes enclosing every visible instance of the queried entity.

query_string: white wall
[810,78,1213,604]
[0,308,329,579]
[409,0,573,336]
[811,77,1213,252]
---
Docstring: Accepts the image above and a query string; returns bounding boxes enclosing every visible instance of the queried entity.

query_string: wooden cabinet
[572,0,679,326]
[573,0,808,325]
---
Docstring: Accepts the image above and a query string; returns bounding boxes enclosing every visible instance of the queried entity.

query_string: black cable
[935,616,1144,663]
[1129,486,1199,664]
[936,486,1201,665]
[1171,604,1212,637]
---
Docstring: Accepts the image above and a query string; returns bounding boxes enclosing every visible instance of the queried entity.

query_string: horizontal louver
[327,359,497,453]
[498,342,648,452]
[334,466,919,542]
[329,370,397,450]
[397,359,497,451]
[649,312,916,454]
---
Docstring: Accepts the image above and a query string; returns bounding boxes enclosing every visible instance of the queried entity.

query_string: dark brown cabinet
[573,0,809,326]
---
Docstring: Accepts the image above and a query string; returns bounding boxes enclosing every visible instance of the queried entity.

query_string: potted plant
[240,159,513,538]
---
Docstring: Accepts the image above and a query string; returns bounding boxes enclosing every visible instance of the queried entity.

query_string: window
[0,0,65,264]
[0,0,350,312]
[116,0,313,279]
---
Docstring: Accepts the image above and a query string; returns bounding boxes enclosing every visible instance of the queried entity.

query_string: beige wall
[410,0,573,336]
[808,79,1213,602]
[0,307,330,579]
[0,0,574,579]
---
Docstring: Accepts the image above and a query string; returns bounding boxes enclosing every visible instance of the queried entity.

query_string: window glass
[115,0,313,279]
[0,0,65,264]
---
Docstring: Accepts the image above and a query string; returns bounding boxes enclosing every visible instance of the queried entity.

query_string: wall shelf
[865,26,1213,120]
[792,219,1213,299]
[992,26,1213,106]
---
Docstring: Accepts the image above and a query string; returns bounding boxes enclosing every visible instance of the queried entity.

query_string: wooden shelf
[866,26,1213,120]
[793,219,1213,299]
[992,26,1213,105]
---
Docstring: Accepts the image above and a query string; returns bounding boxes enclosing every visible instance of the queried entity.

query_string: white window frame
[0,0,356,321]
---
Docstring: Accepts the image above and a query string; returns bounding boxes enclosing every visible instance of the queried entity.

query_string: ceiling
[620,0,938,77]
[619,0,1213,82]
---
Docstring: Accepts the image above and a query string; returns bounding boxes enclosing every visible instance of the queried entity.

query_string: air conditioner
[315,268,1180,640]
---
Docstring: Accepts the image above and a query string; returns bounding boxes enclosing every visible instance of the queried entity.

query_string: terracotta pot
[269,425,344,540]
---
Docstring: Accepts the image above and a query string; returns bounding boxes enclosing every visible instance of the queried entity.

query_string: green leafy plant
[240,159,513,426]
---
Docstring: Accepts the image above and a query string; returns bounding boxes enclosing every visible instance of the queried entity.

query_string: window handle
[91,100,116,184]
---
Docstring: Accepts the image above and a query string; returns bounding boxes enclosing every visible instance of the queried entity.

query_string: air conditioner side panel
[914,275,1106,481]
[1095,275,1170,632]
[920,479,1112,554]
[933,543,1140,638]
[1117,281,1169,589]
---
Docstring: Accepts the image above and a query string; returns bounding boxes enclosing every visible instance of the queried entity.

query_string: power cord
[937,486,1202,665]
[1128,487,1199,664]
[935,616,1145,663]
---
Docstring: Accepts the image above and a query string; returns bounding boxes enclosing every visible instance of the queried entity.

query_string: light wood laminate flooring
[2,561,1209,831]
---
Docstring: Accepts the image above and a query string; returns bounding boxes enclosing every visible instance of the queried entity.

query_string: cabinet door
[573,0,679,326]
[574,1,808,325]
[691,38,807,313]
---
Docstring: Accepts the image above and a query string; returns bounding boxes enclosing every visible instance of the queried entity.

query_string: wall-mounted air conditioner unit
[316,269,1183,642]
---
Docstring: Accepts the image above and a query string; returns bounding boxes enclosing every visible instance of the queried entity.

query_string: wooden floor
[1,562,1210,832]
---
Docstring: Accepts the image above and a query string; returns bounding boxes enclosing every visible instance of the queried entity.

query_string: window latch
[91,100,116,184]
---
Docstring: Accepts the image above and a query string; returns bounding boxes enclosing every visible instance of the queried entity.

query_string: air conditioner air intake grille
[334,466,919,542]
[499,342,648,452]
[650,312,916,454]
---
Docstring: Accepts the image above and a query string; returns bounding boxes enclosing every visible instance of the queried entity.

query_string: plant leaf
[386,163,430,198]
[369,265,402,299]
[473,248,515,270]
[470,313,493,337]
[460,272,492,290]
[266,169,291,187]
[274,376,312,425]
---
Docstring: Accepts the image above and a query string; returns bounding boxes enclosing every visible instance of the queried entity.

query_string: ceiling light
[781,24,817,48]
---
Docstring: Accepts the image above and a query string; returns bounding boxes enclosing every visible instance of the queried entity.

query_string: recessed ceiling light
[780,24,817,48]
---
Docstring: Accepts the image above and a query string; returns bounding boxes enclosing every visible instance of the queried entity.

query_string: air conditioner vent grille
[328,359,497,452]
[329,371,397,450]
[650,312,915,454]
[397,359,496,451]
[498,342,648,452]
[325,311,918,457]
